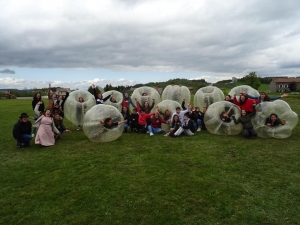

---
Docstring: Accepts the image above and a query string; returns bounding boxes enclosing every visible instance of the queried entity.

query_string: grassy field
[1,99,300,225]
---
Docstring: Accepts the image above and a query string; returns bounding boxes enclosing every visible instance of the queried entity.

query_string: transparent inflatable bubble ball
[161,85,191,104]
[102,90,123,110]
[83,104,124,143]
[194,86,225,110]
[64,90,96,126]
[204,101,243,135]
[131,86,161,110]
[228,85,259,101]
[157,100,182,115]
[252,100,298,139]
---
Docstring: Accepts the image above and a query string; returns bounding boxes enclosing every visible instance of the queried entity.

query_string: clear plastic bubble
[161,85,191,104]
[157,100,182,131]
[228,85,259,101]
[82,105,124,142]
[252,100,298,138]
[204,101,243,135]
[64,90,96,126]
[131,86,161,110]
[194,86,225,110]
[102,90,123,110]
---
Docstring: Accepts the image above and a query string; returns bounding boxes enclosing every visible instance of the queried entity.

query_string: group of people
[13,85,288,148]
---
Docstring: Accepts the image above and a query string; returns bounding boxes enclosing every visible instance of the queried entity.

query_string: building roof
[56,88,71,92]
[271,78,300,83]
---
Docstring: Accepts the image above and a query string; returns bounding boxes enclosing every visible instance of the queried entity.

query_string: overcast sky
[1,0,299,89]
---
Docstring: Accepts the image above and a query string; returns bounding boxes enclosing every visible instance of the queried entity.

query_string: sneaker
[197,127,201,131]
[31,133,35,137]
[164,133,170,137]
[150,132,154,136]
[77,126,81,131]
[147,131,149,134]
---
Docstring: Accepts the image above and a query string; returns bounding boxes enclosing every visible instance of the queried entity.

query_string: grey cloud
[0,0,299,79]
[0,69,15,74]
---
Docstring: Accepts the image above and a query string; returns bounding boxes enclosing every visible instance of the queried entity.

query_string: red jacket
[234,97,258,112]
[138,112,155,125]
[150,117,167,128]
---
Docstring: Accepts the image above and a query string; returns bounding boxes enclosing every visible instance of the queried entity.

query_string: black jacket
[182,119,195,133]
[13,120,32,142]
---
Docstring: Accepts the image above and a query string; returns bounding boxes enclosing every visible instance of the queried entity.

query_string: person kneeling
[13,113,33,148]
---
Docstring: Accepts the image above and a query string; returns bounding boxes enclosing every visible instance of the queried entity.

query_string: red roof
[271,78,300,83]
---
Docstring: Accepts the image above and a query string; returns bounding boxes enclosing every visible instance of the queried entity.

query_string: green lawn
[1,99,300,225]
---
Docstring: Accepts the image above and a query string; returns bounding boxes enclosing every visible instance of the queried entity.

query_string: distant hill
[133,78,210,93]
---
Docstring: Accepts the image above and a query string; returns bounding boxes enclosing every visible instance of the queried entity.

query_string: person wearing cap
[13,113,33,148]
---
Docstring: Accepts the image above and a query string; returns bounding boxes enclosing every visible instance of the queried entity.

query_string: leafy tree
[289,81,297,92]
[243,72,261,90]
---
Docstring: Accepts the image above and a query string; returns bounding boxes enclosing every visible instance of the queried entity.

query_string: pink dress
[35,117,55,146]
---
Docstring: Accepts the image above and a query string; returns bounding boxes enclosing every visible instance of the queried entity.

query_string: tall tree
[243,72,261,90]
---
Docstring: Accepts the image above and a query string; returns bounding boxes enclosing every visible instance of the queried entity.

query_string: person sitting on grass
[136,105,156,133]
[172,113,195,137]
[265,113,286,127]
[232,105,257,138]
[53,113,71,141]
[165,114,182,137]
[13,113,33,148]
[148,111,169,136]
[129,108,139,132]
[100,118,127,129]
[191,107,203,131]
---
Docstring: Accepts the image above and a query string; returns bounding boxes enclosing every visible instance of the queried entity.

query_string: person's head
[260,92,269,100]
[78,97,84,102]
[173,114,179,122]
[270,113,278,122]
[165,109,170,116]
[203,107,207,113]
[176,107,181,114]
[124,93,129,98]
[58,95,63,100]
[110,96,116,102]
[51,93,57,99]
[122,106,128,113]
[241,109,247,116]
[33,93,41,100]
[225,95,232,101]
[104,117,113,127]
[44,109,52,117]
[98,93,103,99]
[140,109,145,115]
[19,113,29,123]
[54,103,60,109]
[184,113,190,121]
[240,94,246,102]
[195,107,200,112]
[132,108,137,114]
[154,112,159,118]
[221,111,228,117]
[54,113,61,121]
[144,101,149,107]
[142,93,147,96]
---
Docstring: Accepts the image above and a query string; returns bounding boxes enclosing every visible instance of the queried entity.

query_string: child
[129,108,139,132]
[148,112,169,136]
[165,114,182,137]
[173,113,195,137]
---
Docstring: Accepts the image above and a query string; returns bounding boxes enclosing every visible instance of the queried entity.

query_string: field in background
[1,99,300,225]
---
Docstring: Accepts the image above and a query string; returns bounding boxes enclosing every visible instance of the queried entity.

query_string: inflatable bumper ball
[161,85,191,104]
[131,86,161,111]
[103,90,123,110]
[83,105,124,142]
[157,100,182,131]
[228,85,259,101]
[194,86,224,110]
[64,90,95,126]
[252,100,298,138]
[204,101,243,135]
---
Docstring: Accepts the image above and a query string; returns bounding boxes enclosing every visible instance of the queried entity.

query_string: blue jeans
[148,126,162,134]
[124,123,129,129]
[20,134,32,147]
[194,119,202,128]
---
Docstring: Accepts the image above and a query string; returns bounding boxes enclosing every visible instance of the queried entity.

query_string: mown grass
[1,99,300,225]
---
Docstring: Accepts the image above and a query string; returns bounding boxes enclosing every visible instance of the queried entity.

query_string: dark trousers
[243,128,257,138]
